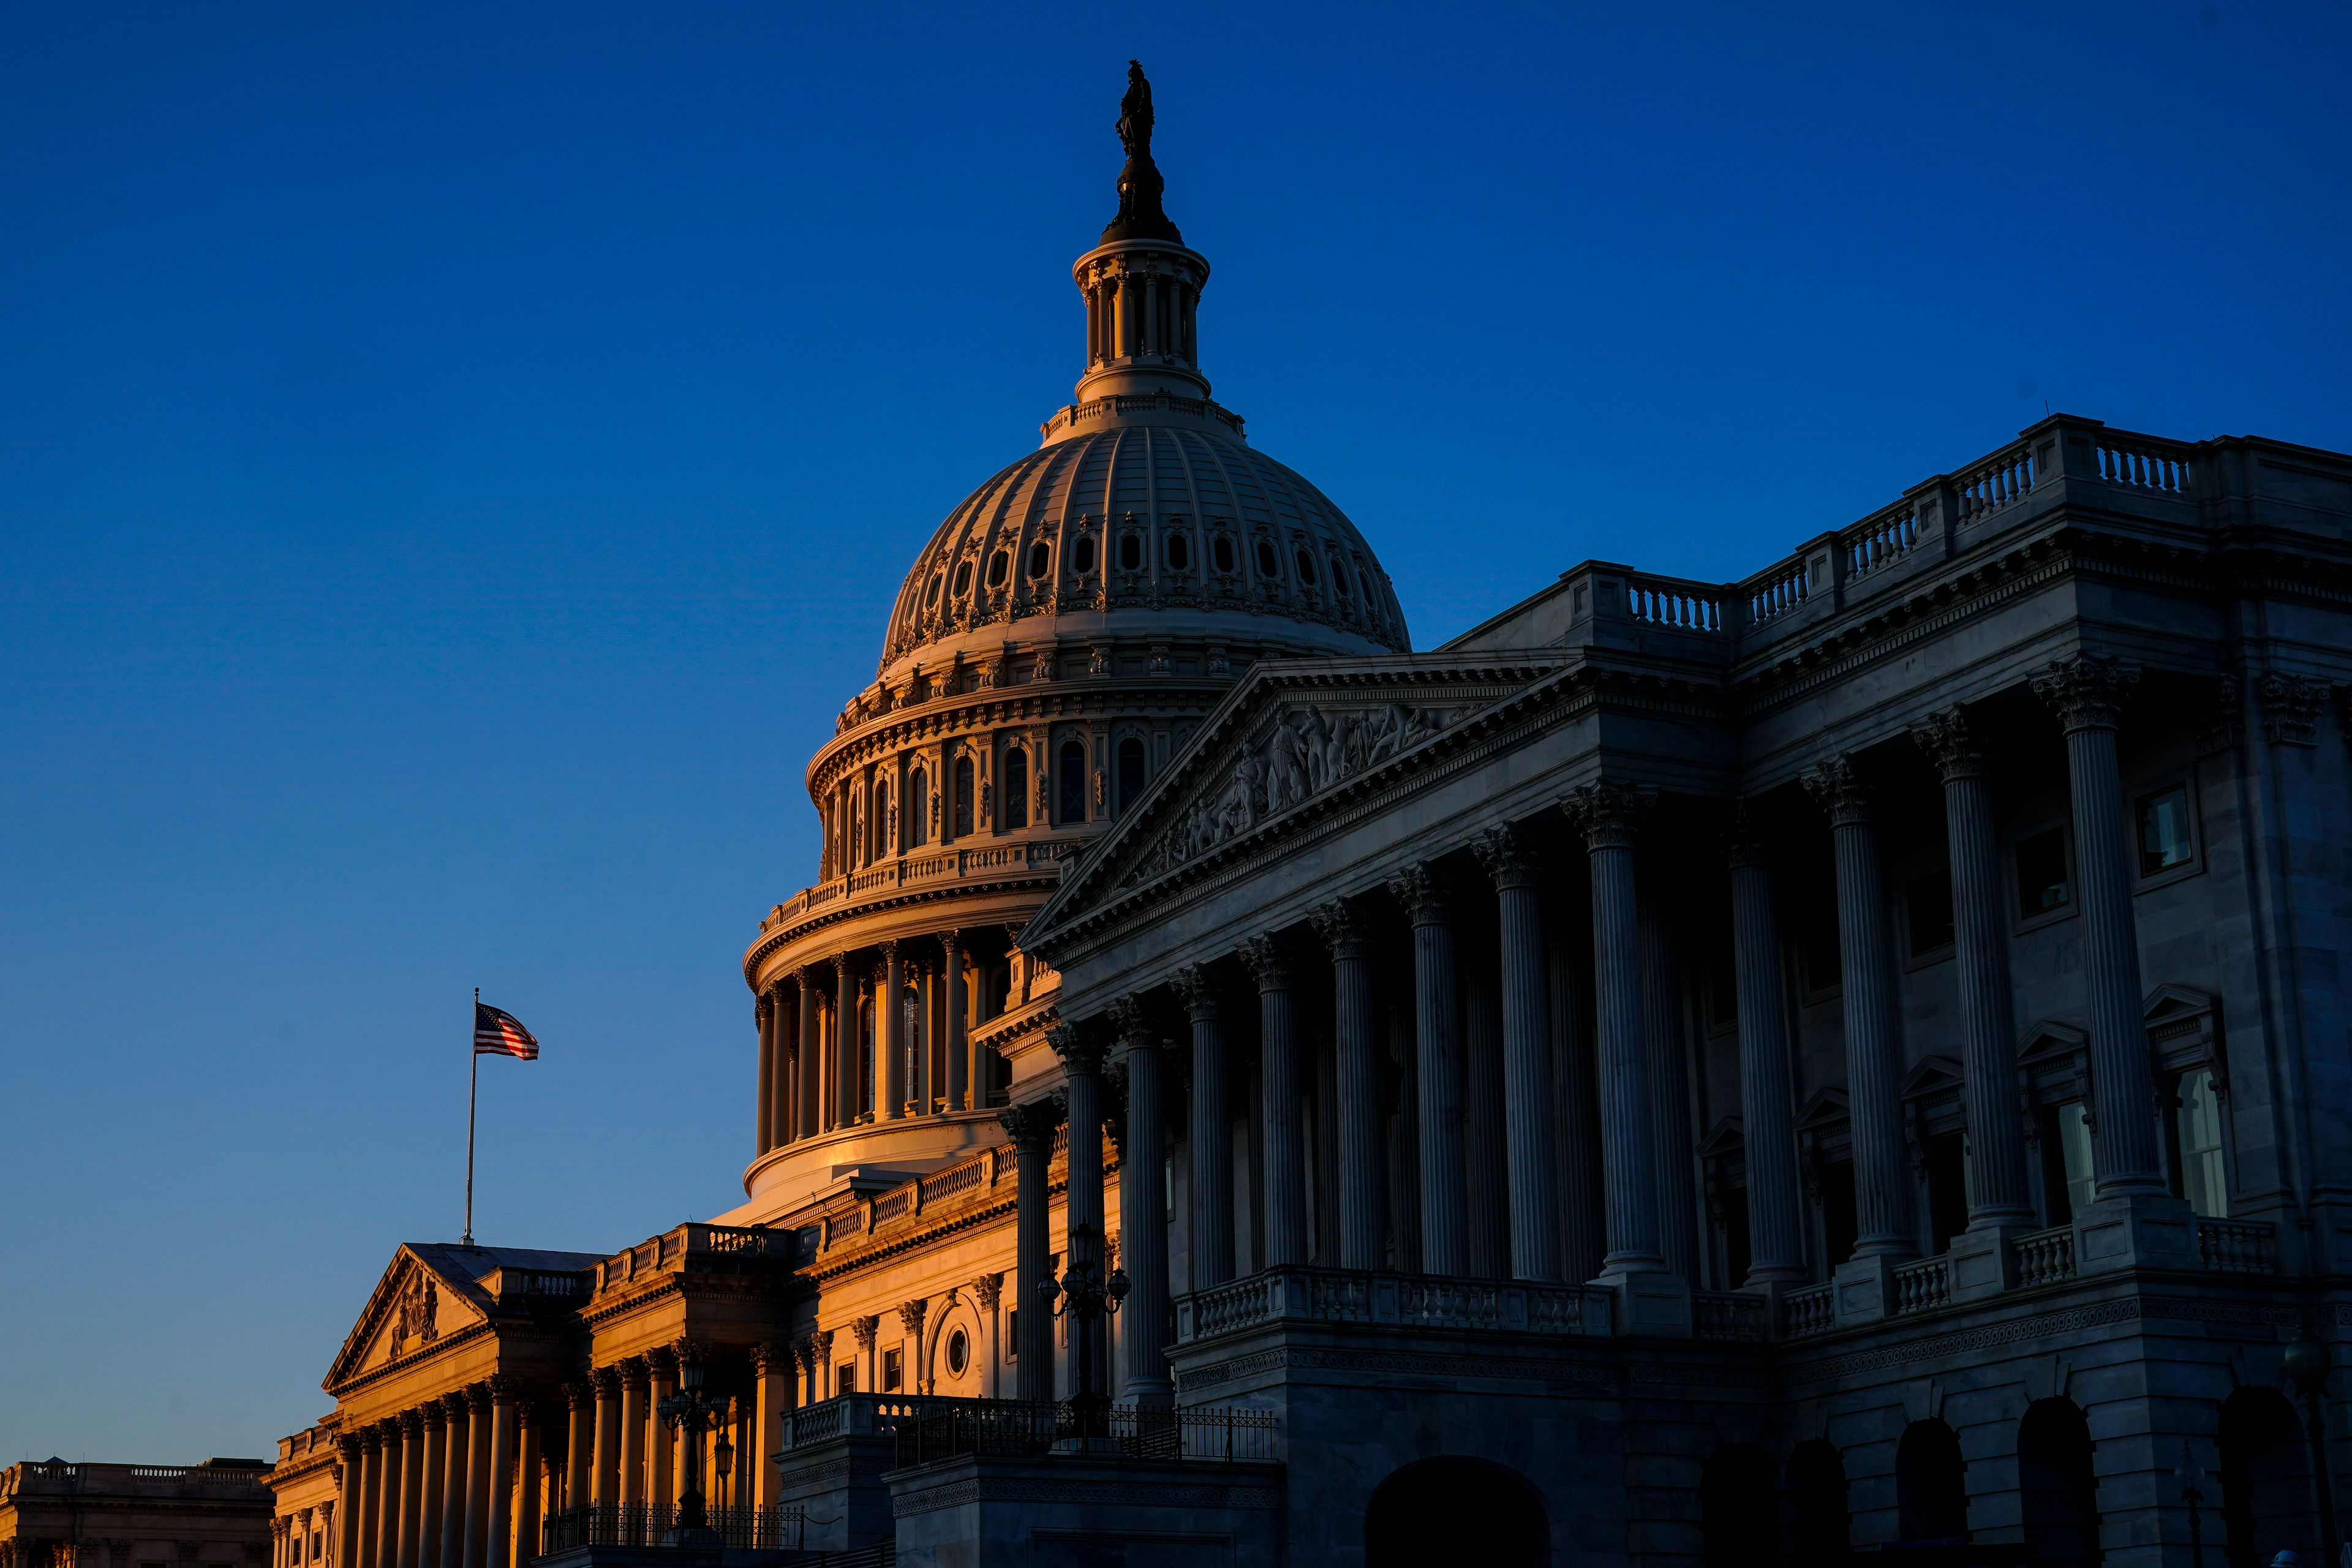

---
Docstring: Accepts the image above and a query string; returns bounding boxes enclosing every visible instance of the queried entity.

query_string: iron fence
[539,1503,803,1553]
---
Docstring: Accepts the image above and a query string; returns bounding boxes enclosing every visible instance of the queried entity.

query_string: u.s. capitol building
[263,68,2352,1568]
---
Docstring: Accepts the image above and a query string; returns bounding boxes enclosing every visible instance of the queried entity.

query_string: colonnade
[752,931,987,1158]
[333,1382,529,1568]
[568,1346,790,1518]
[270,1505,333,1568]
[1016,658,2173,1384]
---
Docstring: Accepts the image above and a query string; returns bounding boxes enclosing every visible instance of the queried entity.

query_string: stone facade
[268,71,2352,1568]
[1,1460,272,1568]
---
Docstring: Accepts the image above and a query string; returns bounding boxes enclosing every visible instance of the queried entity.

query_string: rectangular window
[1005,1307,1019,1359]
[1802,904,1841,995]
[2015,827,2071,918]
[1926,1130,1969,1253]
[882,1348,903,1391]
[1820,1159,1858,1269]
[838,1362,856,1394]
[291,1542,302,1565]
[2138,785,2195,876]
[2042,1100,2095,1223]
[1907,868,1955,957]
[2174,1068,2229,1217]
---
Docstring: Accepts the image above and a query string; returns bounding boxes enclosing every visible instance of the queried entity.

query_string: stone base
[2073,1191,2196,1275]
[1833,1253,1909,1326]
[886,1450,1286,1568]
[1947,1220,2033,1302]
[1597,1267,1693,1337]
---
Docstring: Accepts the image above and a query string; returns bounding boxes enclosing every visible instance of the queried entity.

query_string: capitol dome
[878,412,1409,680]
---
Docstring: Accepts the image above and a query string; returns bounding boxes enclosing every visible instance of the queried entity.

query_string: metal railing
[888,1400,1276,1468]
[540,1504,802,1553]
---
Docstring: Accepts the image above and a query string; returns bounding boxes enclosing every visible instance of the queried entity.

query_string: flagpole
[464,986,480,1247]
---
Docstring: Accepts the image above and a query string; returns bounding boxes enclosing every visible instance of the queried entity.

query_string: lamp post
[2284,1324,2340,1567]
[655,1348,733,1545]
[1038,1218,1128,1442]
[2175,1439,2207,1568]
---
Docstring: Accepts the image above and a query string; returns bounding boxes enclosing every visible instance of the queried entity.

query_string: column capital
[1172,963,1221,1021]
[897,1298,928,1338]
[463,1382,494,1413]
[340,1435,367,1463]
[1471,823,1540,888]
[1309,897,1373,959]
[1911,706,1989,781]
[1800,756,1875,826]
[1049,1022,1109,1075]
[753,992,772,1026]
[748,1341,789,1376]
[851,1314,880,1350]
[879,937,900,962]
[997,1096,1064,1148]
[399,1409,424,1437]
[939,927,963,957]
[809,1327,835,1359]
[1237,934,1292,990]
[970,1271,1003,1310]
[645,1344,677,1377]
[587,1366,620,1396]
[1109,994,1154,1048]
[438,1392,469,1422]
[1562,781,1656,850]
[616,1357,650,1393]
[485,1373,519,1404]
[420,1399,448,1431]
[1385,861,1452,923]
[2030,653,2140,732]
[562,1379,593,1410]
[2256,669,2325,746]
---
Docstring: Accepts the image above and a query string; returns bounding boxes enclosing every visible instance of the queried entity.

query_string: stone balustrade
[2195,1218,2277,1274]
[1691,1291,1769,1343]
[1782,1284,1837,1340]
[1890,1257,1952,1316]
[762,840,1074,935]
[2012,1226,2078,1288]
[1173,1264,1607,1344]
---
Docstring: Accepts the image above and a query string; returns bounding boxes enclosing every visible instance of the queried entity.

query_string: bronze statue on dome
[1104,59,1182,244]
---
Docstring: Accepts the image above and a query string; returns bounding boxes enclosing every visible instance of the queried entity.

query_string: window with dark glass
[1116,736,1148,815]
[953,758,974,837]
[2016,827,2071,918]
[1295,547,1319,586]
[1820,1159,1858,1268]
[986,550,1009,587]
[1907,867,1955,956]
[1004,747,1029,829]
[1330,556,1350,595]
[1167,532,1190,570]
[1118,533,1143,571]
[872,780,890,859]
[952,559,973,597]
[1926,1130,1969,1253]
[925,572,943,606]
[2172,1068,2228,1216]
[1213,535,1236,573]
[909,768,929,847]
[945,1328,970,1378]
[1073,535,1098,575]
[883,1348,903,1391]
[838,1363,856,1393]
[2138,785,2194,876]
[1005,1308,1019,1360]
[1058,741,1088,823]
[1027,540,1051,578]
[1255,538,1280,577]
[1723,1181,1752,1284]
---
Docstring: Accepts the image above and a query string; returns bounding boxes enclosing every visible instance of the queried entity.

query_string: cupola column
[834,957,860,1126]
[943,932,969,1111]
[881,942,906,1120]
[753,991,774,1156]
[796,971,821,1137]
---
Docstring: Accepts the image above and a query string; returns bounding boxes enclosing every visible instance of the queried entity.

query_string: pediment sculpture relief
[1134,701,1463,882]
[386,1270,438,1361]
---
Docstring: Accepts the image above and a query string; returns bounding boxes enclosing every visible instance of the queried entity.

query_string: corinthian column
[393,1413,421,1568]
[1725,810,1807,1288]
[417,1403,443,1568]
[586,1372,617,1510]
[482,1382,514,1568]
[347,1434,377,1568]
[834,957,860,1125]
[1389,864,1468,1276]
[645,1350,675,1509]
[1052,1026,1109,1265]
[943,931,968,1112]
[1801,758,1917,1263]
[2031,656,2166,1196]
[796,971,823,1138]
[1913,709,2035,1226]
[562,1383,591,1520]
[435,1397,467,1568]
[998,1098,1062,1400]
[1174,965,1234,1288]
[881,942,906,1119]
[769,984,794,1148]
[1240,936,1307,1268]
[461,1385,491,1568]
[754,990,775,1156]
[1310,900,1385,1271]
[1114,1000,1172,1402]
[1562,783,1663,1275]
[1474,824,1562,1282]
[615,1362,647,1513]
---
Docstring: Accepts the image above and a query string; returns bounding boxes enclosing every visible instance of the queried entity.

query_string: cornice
[743,870,1061,987]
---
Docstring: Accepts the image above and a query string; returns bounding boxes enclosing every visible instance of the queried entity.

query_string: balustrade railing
[2011,1226,2076,1288]
[1691,1291,1769,1342]
[888,1400,1276,1468]
[541,1504,802,1553]
[2196,1218,2277,1275]
[1782,1284,1836,1340]
[1742,559,1811,624]
[1844,504,1920,578]
[1890,1257,1951,1316]
[1623,575,1723,631]
[1175,1265,1602,1341]
[763,840,1075,933]
[1954,442,2035,521]
[2094,435,2192,494]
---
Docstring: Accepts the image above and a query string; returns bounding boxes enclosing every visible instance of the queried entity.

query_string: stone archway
[1364,1457,1547,1568]
[922,1295,984,1398]
[2220,1387,2313,1568]
[1782,1439,1850,1567]
[1894,1419,1969,1545]
[2018,1397,2100,1565]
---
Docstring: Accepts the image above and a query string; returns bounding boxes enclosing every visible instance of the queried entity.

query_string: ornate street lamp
[2175,1439,2207,1568]
[1038,1218,1129,1441]
[656,1347,733,1544]
[2283,1325,2342,1567]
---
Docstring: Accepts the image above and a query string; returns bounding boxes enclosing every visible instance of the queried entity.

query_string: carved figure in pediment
[390,1271,438,1357]
[1264,720,1310,813]
[1216,754,1262,839]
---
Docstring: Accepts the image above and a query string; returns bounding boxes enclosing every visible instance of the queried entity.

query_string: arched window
[872,778,891,859]
[1004,747,1029,829]
[2221,1387,2312,1568]
[1782,1440,1850,1568]
[908,767,929,848]
[1116,736,1147,816]
[1700,1446,1775,1568]
[2018,1399,2100,1566]
[1365,1458,1545,1568]
[1058,741,1088,824]
[1895,1420,1969,1545]
[953,758,974,837]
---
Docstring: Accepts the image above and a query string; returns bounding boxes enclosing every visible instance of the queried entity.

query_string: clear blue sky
[2,2,2345,1462]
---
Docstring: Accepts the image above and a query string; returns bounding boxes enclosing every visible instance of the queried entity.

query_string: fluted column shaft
[796,975,821,1139]
[1001,1101,1060,1401]
[1637,897,1701,1278]
[1118,1009,1173,1401]
[1547,915,1606,1283]
[769,986,794,1148]
[1385,991,1422,1275]
[1805,761,1917,1258]
[943,933,969,1111]
[754,993,775,1155]
[1311,903,1385,1271]
[462,1389,491,1568]
[349,1438,377,1568]
[615,1368,645,1510]
[834,959,859,1125]
[1915,712,2035,1223]
[1727,833,1807,1283]
[1054,1030,1107,1267]
[435,1400,467,1568]
[881,943,906,1119]
[564,1389,590,1518]
[483,1388,514,1568]
[371,1427,398,1568]
[511,1409,540,1568]
[646,1357,675,1509]
[1390,865,1468,1276]
[1478,828,1562,1282]
[1567,785,1665,1274]
[1461,963,1510,1276]
[394,1416,422,1568]
[1178,968,1235,1288]
[1243,939,1308,1268]
[587,1377,617,1509]
[2035,657,2166,1194]
[416,1411,443,1568]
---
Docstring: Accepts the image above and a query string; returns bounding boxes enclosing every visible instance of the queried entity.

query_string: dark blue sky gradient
[3,3,2346,1460]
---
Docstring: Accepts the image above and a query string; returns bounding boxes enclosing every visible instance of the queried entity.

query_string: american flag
[473,1003,540,1060]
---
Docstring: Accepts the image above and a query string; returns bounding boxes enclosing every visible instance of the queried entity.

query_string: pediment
[1795,1088,1849,1132]
[2016,1018,2089,1068]
[1697,1117,1746,1159]
[1899,1054,1966,1101]
[1030,652,1569,946]
[325,1246,486,1390]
